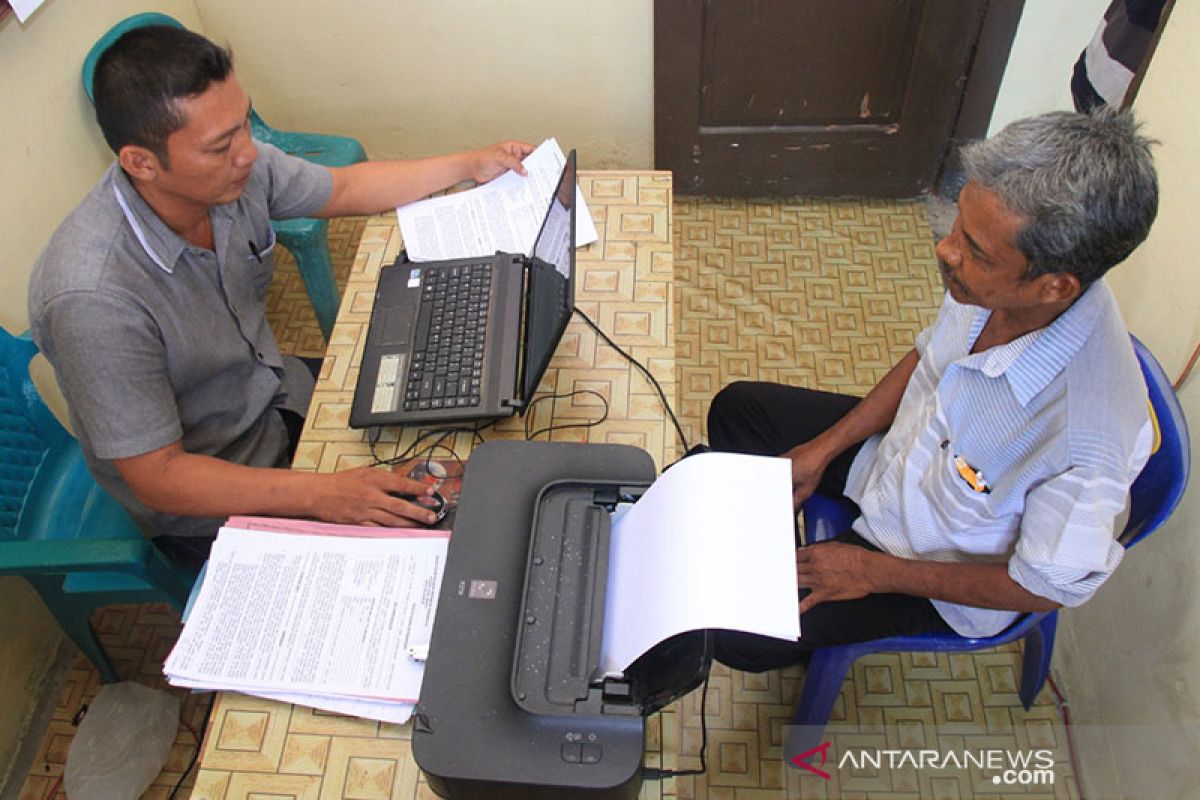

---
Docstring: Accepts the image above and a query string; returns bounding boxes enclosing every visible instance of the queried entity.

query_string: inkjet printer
[413,441,711,799]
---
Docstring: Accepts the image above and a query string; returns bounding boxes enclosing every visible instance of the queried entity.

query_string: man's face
[154,74,258,208]
[935,181,1040,312]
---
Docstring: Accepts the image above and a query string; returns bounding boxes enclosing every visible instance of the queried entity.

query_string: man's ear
[118,145,164,181]
[1037,272,1082,304]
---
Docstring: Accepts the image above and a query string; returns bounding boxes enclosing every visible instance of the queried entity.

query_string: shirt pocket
[920,404,998,534]
[247,226,277,300]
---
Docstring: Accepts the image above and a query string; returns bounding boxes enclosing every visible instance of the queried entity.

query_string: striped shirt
[844,282,1152,637]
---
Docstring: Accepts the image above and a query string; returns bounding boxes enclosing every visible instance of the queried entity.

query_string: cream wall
[195,0,654,169]
[0,0,203,788]
[1053,2,1200,797]
[988,0,1111,134]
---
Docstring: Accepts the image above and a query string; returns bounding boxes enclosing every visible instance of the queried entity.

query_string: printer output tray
[413,441,710,800]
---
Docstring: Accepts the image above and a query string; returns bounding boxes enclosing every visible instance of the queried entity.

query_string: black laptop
[349,150,577,428]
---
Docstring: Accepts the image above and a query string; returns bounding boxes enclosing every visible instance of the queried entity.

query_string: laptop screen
[520,150,577,402]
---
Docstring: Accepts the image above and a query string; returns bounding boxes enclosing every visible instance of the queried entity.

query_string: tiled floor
[16,199,1078,799]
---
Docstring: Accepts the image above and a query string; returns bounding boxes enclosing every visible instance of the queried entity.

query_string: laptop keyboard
[403,263,492,411]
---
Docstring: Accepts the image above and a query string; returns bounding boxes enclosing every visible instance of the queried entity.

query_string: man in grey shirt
[28,25,532,566]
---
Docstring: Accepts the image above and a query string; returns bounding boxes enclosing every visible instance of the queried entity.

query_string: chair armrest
[0,538,156,576]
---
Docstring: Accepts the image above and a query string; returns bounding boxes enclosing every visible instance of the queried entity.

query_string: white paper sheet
[598,452,800,674]
[168,677,415,725]
[396,137,598,261]
[9,0,46,23]
[164,526,447,702]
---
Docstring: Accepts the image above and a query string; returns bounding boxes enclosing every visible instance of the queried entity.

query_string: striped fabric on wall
[1071,0,1170,111]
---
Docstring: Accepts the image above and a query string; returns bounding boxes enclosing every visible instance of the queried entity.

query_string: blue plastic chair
[0,328,197,683]
[81,12,367,339]
[788,335,1190,752]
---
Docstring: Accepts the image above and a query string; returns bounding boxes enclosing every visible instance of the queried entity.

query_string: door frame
[940,0,1026,190]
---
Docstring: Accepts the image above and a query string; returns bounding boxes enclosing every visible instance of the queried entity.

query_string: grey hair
[960,108,1158,287]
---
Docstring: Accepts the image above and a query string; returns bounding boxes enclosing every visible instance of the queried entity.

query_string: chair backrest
[1122,336,1190,547]
[81,12,185,103]
[0,329,71,539]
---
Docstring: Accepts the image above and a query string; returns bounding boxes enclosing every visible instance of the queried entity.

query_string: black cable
[167,693,217,800]
[523,389,610,441]
[643,673,710,780]
[572,307,690,454]
[367,422,491,469]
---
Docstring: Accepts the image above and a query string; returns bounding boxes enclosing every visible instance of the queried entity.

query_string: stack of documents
[163,517,449,724]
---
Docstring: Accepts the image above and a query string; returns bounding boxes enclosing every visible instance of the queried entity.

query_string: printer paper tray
[511,479,711,718]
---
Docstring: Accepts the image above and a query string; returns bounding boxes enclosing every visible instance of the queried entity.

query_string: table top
[191,170,677,799]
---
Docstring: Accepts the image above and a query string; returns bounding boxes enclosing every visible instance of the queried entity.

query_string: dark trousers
[706,381,952,672]
[280,356,325,462]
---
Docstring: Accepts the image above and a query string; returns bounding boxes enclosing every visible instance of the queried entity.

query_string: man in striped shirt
[709,110,1159,670]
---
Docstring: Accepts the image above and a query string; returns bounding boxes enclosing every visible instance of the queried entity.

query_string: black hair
[93,25,234,167]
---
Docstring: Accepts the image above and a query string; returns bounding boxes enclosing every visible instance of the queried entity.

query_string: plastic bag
[64,681,180,800]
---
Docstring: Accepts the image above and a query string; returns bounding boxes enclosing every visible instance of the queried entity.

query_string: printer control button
[561,743,582,763]
[581,743,603,764]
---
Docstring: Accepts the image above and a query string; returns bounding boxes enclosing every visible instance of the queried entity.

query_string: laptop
[349,150,577,428]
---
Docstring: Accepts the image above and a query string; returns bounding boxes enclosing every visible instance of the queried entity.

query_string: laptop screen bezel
[517,149,577,406]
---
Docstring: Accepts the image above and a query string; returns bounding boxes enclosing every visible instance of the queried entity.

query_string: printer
[413,440,711,799]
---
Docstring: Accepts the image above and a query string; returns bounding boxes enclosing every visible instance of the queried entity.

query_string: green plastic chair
[0,328,197,682]
[81,12,368,339]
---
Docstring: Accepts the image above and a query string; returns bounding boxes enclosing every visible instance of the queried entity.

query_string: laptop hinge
[513,258,532,403]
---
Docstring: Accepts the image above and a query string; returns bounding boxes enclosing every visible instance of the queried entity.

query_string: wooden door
[655,0,1014,196]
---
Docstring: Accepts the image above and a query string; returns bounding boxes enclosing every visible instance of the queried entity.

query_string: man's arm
[794,543,1060,615]
[317,140,535,217]
[115,441,441,527]
[787,347,919,503]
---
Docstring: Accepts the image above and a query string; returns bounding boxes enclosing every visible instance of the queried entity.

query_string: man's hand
[783,440,833,507]
[469,140,537,184]
[795,542,878,615]
[320,139,537,217]
[795,541,1062,617]
[115,442,443,528]
[310,466,441,527]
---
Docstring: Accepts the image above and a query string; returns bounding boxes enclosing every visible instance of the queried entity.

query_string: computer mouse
[387,489,449,525]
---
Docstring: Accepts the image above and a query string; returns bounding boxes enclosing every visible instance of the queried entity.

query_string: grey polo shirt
[28,143,333,540]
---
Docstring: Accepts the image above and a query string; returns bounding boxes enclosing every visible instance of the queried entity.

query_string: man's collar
[964,282,1107,406]
[107,165,235,274]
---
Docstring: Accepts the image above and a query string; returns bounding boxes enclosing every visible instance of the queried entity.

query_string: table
[191,171,678,799]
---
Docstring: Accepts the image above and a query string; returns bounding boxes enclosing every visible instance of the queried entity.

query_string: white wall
[1054,2,1200,797]
[0,0,203,787]
[195,0,654,169]
[988,0,1111,134]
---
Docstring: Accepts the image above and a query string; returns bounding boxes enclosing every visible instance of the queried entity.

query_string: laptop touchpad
[376,307,413,346]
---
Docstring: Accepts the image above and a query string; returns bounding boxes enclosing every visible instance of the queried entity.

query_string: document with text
[396,137,598,261]
[164,523,448,707]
